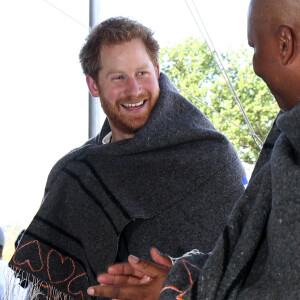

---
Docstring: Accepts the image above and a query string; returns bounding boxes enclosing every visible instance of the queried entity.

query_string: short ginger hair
[79,17,160,80]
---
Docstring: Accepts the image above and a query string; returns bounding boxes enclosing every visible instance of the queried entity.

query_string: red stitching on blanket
[160,258,202,299]
[13,240,44,272]
[47,249,76,284]
[67,272,87,300]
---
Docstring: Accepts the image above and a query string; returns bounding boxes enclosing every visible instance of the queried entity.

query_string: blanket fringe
[168,249,207,265]
[3,265,74,300]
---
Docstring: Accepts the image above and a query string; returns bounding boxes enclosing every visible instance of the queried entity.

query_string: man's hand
[87,247,172,299]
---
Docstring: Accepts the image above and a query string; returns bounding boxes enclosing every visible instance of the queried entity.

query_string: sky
[0,0,250,229]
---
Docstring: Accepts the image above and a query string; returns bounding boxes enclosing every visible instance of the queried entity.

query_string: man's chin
[121,121,146,134]
[113,118,147,135]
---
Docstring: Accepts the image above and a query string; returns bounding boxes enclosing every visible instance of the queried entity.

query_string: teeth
[122,100,144,108]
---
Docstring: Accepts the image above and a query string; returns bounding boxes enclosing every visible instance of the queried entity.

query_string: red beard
[99,89,160,135]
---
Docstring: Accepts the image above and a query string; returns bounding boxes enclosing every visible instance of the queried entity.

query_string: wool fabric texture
[8,73,245,300]
[159,101,300,300]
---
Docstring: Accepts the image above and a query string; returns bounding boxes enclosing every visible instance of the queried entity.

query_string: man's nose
[126,77,141,97]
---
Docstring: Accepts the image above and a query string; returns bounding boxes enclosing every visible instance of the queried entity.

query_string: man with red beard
[87,2,300,299]
[84,31,160,143]
[7,17,245,299]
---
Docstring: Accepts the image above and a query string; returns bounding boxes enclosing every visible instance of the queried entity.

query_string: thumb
[150,247,172,269]
[128,255,168,278]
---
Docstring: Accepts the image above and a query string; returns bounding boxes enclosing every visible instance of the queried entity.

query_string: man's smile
[121,100,147,110]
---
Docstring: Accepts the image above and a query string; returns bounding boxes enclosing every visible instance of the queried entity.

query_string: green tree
[160,37,278,164]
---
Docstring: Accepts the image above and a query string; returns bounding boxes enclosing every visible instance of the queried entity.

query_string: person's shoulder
[44,136,101,190]
[56,138,98,165]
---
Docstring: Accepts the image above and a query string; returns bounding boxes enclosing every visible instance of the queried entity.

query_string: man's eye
[114,75,123,80]
[138,71,147,76]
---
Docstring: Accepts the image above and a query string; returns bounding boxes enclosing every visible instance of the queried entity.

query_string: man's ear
[276,25,294,65]
[155,64,160,79]
[86,75,100,97]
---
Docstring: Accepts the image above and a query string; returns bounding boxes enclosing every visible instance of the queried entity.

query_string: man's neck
[111,130,134,143]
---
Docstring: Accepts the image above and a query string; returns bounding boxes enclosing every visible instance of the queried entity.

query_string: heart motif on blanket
[47,249,75,284]
[13,240,44,272]
[68,272,87,300]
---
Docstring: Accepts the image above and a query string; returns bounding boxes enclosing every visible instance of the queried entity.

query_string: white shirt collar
[102,132,112,144]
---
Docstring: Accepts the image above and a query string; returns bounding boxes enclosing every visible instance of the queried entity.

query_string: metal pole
[88,0,102,138]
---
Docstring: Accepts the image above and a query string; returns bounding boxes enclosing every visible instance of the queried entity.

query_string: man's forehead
[248,0,273,30]
[248,0,265,18]
[101,38,145,51]
[99,39,155,71]
[247,0,259,30]
[249,0,289,21]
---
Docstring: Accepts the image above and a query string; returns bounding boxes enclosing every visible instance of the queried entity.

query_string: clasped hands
[87,247,172,299]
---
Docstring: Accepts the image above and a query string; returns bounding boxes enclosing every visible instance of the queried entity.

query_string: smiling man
[7,17,246,299]
[86,38,160,142]
[89,2,300,299]
[81,17,162,144]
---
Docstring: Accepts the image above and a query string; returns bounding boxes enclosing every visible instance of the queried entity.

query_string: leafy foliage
[160,38,278,163]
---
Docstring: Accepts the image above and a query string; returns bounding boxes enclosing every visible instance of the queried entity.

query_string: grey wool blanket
[7,73,245,300]
[159,101,300,300]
